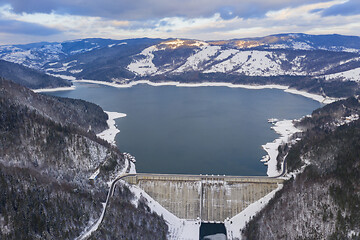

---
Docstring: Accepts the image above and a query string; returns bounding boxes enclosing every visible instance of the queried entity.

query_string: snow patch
[324,67,360,82]
[348,230,360,238]
[32,85,76,93]
[291,41,313,50]
[284,88,339,104]
[96,111,126,145]
[204,50,250,73]
[49,74,77,81]
[127,46,158,76]
[174,46,221,72]
[235,51,285,76]
[204,50,292,76]
[261,119,301,177]
[69,69,83,74]
[63,60,77,67]
[214,49,239,61]
[335,113,359,126]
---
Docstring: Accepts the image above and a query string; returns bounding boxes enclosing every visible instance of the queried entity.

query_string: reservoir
[48,82,321,176]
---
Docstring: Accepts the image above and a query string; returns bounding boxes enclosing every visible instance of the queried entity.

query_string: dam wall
[123,174,283,222]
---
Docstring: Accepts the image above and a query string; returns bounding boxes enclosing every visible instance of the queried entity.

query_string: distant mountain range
[1,33,360,97]
[1,34,360,239]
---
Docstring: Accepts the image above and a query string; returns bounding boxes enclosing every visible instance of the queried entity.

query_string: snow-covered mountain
[126,44,359,77]
[123,36,360,79]
[0,38,126,69]
[1,33,360,97]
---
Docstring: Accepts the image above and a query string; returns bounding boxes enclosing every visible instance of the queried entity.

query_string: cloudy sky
[0,0,359,44]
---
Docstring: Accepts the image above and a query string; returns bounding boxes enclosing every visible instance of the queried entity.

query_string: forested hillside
[0,60,71,89]
[0,78,168,239]
[243,96,360,239]
[1,78,107,134]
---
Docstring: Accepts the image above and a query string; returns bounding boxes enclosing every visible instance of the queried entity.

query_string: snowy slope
[0,44,63,69]
[173,46,221,72]
[0,39,124,69]
[324,67,360,82]
[125,39,360,79]
[2,34,360,84]
[127,46,158,76]
[235,51,285,76]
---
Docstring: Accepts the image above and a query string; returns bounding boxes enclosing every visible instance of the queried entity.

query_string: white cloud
[0,0,359,44]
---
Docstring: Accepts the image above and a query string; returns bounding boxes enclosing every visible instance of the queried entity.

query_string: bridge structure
[122,173,284,222]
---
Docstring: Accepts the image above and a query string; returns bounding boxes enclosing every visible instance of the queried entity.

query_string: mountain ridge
[1,33,359,98]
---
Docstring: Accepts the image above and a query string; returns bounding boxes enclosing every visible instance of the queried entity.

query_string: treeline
[0,60,71,89]
[0,164,103,239]
[0,78,169,239]
[243,96,360,239]
[89,183,168,240]
[1,78,108,134]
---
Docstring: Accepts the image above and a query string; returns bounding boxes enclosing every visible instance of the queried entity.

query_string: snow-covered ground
[225,184,283,239]
[50,74,77,81]
[127,183,200,240]
[284,88,339,104]
[213,49,239,61]
[234,51,285,76]
[324,67,360,82]
[96,111,127,146]
[335,113,359,126]
[32,85,76,93]
[174,46,221,72]
[261,119,301,177]
[127,46,158,76]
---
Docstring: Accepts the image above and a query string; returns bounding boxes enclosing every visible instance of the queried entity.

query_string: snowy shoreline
[72,79,339,104]
[50,77,318,179]
[96,111,127,145]
[261,119,302,177]
[32,85,76,93]
[47,73,340,104]
[68,77,326,178]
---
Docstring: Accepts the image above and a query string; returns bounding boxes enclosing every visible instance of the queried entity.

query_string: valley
[1,33,360,239]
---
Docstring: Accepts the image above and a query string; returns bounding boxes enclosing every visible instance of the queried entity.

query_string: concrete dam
[122,173,284,222]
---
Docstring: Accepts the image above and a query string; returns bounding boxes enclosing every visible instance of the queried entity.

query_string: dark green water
[48,82,321,176]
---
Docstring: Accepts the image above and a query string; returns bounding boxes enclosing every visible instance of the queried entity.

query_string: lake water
[48,82,321,176]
